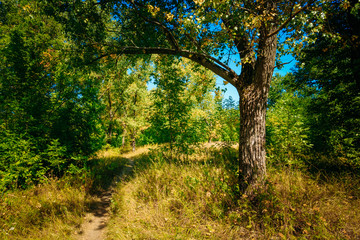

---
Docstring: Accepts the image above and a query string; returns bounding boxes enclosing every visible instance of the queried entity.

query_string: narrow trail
[75,158,135,240]
[75,191,113,240]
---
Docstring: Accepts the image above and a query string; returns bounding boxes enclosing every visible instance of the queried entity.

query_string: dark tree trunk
[131,91,138,152]
[238,84,268,194]
[237,33,277,194]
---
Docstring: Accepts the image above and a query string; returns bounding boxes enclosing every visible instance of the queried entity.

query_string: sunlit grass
[1,145,359,239]
[106,146,360,240]
[0,178,90,240]
[0,146,131,240]
[106,153,257,239]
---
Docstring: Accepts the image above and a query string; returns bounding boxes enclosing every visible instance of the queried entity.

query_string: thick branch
[117,46,238,85]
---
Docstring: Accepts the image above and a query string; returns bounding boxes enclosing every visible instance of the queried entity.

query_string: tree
[122,60,151,151]
[266,74,312,166]
[150,56,192,153]
[293,0,360,168]
[99,57,151,149]
[48,0,324,194]
[0,0,105,190]
[141,57,218,148]
[0,0,61,138]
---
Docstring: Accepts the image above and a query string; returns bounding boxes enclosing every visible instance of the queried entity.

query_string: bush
[0,128,46,191]
[0,125,87,192]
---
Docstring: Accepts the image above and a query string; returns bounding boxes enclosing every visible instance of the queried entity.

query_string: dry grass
[121,145,152,159]
[106,147,360,240]
[0,178,92,240]
[106,147,260,239]
[262,168,360,239]
[107,165,258,239]
[0,146,131,240]
[2,145,359,239]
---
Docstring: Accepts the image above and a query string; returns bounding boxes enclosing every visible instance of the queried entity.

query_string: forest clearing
[1,0,359,239]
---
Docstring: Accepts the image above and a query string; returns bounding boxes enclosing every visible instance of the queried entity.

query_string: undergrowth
[107,144,360,239]
[0,178,88,239]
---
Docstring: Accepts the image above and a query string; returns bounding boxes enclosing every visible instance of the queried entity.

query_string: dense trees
[1,0,359,195]
[293,0,360,169]
[0,0,104,190]
[99,58,151,150]
[266,74,312,167]
[265,0,360,171]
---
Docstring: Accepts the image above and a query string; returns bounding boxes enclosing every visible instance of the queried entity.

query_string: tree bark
[237,33,277,195]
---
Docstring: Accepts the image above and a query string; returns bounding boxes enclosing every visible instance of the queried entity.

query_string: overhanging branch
[117,46,238,85]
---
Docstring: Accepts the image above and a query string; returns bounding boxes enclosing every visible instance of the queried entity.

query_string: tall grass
[0,178,88,240]
[0,146,129,240]
[107,145,259,239]
[1,145,359,239]
[107,144,360,239]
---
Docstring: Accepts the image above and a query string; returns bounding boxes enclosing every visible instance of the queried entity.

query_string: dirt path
[75,158,135,240]
[75,191,113,240]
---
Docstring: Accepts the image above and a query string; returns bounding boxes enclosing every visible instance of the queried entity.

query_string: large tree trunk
[237,33,277,195]
[238,83,268,194]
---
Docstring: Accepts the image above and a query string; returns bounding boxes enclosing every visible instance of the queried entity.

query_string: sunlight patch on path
[121,145,152,159]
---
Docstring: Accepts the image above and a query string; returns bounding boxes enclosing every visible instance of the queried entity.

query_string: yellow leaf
[165,12,174,21]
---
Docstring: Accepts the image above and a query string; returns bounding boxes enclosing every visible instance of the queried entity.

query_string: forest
[0,0,359,239]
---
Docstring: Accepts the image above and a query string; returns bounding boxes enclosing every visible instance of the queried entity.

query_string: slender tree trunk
[107,86,113,145]
[237,33,277,195]
[108,121,113,145]
[131,91,138,152]
[131,131,136,152]
[122,123,127,147]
